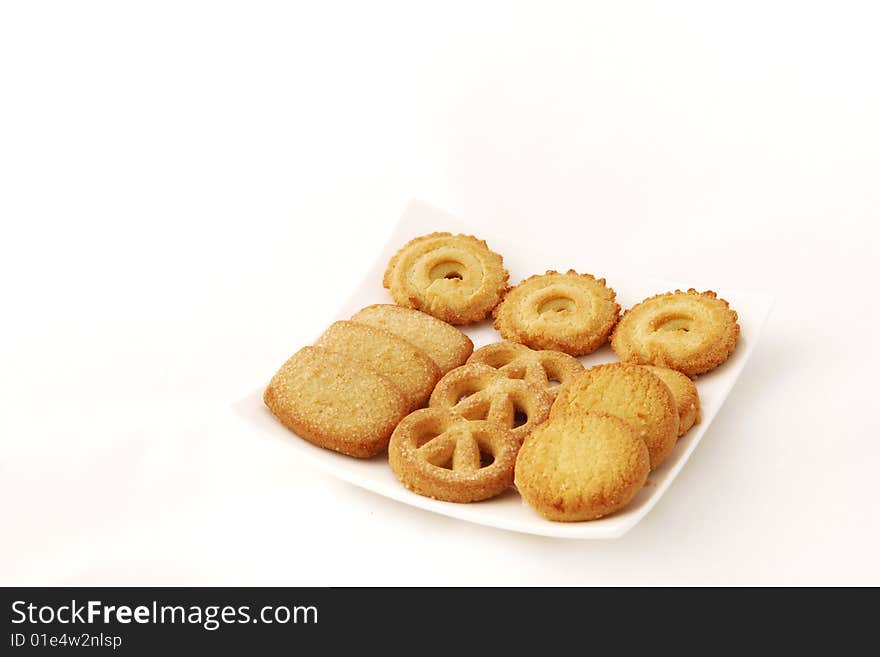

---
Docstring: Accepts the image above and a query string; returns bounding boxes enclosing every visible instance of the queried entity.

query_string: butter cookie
[316,320,440,411]
[492,270,619,356]
[467,341,583,399]
[351,304,473,375]
[389,407,520,502]
[515,412,650,522]
[383,232,508,324]
[642,366,701,437]
[429,363,552,442]
[552,363,678,469]
[611,289,739,377]
[264,346,408,458]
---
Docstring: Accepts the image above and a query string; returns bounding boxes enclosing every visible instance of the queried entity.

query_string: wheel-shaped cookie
[388,408,520,502]
[467,341,584,399]
[429,363,552,441]
[383,232,509,324]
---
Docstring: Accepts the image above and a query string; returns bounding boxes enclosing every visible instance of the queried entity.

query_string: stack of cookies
[264,305,473,458]
[265,231,740,522]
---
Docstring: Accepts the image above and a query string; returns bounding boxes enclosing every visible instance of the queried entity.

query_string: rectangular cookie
[264,346,408,458]
[315,320,441,411]
[351,304,473,374]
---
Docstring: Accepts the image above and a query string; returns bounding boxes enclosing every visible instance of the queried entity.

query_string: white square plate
[240,201,772,539]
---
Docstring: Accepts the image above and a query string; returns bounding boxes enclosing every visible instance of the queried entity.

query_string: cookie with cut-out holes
[383,232,509,325]
[552,362,678,470]
[642,366,701,437]
[515,412,650,522]
[492,270,619,356]
[429,363,552,442]
[467,341,583,399]
[611,289,739,377]
[388,407,520,502]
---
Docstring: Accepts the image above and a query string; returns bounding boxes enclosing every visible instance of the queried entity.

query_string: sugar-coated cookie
[264,346,409,458]
[315,320,440,411]
[383,232,509,325]
[611,289,739,377]
[552,362,678,469]
[515,412,650,522]
[351,304,473,374]
[493,270,619,356]
[467,341,583,399]
[429,363,552,442]
[389,407,520,503]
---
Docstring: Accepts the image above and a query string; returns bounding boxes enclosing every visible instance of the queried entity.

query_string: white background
[1,1,878,585]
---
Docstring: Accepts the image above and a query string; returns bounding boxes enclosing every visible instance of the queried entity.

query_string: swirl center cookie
[492,270,619,356]
[611,289,739,376]
[383,232,509,324]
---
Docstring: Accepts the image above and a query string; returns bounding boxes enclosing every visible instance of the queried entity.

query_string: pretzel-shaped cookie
[467,341,584,399]
[429,363,552,441]
[388,407,520,502]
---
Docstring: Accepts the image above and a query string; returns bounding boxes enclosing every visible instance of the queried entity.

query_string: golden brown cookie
[350,304,473,374]
[552,362,678,469]
[467,341,584,399]
[492,270,619,356]
[315,320,440,411]
[389,407,520,503]
[429,363,552,442]
[611,289,739,377]
[383,232,509,324]
[264,346,408,458]
[515,412,650,521]
[642,366,701,437]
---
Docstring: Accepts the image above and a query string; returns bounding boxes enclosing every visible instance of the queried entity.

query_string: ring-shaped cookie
[383,232,509,325]
[388,407,520,502]
[467,341,584,399]
[611,289,739,377]
[492,270,619,355]
[429,363,552,441]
